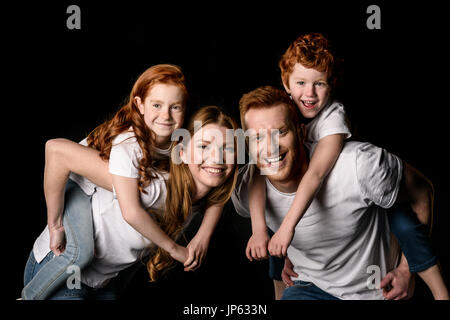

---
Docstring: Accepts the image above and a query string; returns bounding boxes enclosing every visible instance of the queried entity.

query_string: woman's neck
[192,182,211,203]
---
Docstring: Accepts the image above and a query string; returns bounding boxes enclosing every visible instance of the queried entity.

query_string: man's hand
[49,226,66,256]
[380,265,414,300]
[184,234,210,271]
[281,256,298,287]
[268,224,294,258]
[246,231,270,261]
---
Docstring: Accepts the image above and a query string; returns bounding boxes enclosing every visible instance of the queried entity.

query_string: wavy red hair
[86,64,188,193]
[280,33,337,89]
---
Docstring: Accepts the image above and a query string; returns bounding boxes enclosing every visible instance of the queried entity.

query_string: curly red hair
[279,33,337,89]
[86,64,188,193]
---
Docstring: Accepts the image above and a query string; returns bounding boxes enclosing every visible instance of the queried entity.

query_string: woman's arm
[44,138,111,255]
[184,204,223,271]
[112,174,188,263]
[268,133,345,257]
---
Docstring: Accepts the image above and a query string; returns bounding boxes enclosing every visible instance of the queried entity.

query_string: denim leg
[21,181,95,300]
[281,280,340,300]
[388,203,437,273]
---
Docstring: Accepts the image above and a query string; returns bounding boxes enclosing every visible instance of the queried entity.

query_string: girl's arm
[112,175,188,263]
[268,134,345,258]
[184,204,223,271]
[44,138,111,255]
[246,165,270,261]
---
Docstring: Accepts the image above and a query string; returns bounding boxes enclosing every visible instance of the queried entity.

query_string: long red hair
[147,106,239,281]
[86,64,188,192]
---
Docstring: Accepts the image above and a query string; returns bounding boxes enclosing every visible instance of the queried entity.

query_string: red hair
[86,64,188,193]
[279,33,337,89]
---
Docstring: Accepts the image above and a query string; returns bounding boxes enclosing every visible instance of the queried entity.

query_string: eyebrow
[195,138,234,146]
[148,99,183,104]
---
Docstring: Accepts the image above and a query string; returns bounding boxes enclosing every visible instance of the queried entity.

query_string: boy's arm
[268,134,345,257]
[246,165,270,261]
[184,204,223,271]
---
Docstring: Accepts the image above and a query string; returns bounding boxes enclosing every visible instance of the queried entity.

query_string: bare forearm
[125,208,178,253]
[248,167,267,234]
[281,170,322,230]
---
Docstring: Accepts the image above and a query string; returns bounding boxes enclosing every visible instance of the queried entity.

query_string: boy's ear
[134,96,144,115]
[282,80,291,94]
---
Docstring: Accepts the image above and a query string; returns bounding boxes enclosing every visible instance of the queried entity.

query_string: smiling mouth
[156,122,175,127]
[301,100,318,109]
[201,166,227,175]
[262,152,287,167]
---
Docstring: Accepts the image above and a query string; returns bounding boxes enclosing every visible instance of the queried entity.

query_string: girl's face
[135,83,185,147]
[181,123,235,194]
[284,63,331,119]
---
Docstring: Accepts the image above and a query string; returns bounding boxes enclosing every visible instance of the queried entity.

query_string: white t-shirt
[304,100,351,153]
[231,141,402,300]
[32,130,175,288]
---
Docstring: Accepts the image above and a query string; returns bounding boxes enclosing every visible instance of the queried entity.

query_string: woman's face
[135,83,186,147]
[284,63,331,119]
[181,123,235,193]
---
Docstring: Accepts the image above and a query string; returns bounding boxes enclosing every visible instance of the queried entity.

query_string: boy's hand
[268,224,294,258]
[246,231,270,261]
[184,234,210,271]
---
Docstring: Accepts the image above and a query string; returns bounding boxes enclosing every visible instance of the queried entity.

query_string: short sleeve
[306,102,351,145]
[317,103,351,140]
[109,134,141,179]
[231,164,252,218]
[356,143,403,208]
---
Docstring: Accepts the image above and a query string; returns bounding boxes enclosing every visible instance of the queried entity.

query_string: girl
[21,64,234,298]
[247,33,448,300]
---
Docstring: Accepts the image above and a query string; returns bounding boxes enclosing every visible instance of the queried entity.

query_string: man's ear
[134,96,144,115]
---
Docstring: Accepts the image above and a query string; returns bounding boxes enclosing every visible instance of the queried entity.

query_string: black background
[7,0,449,314]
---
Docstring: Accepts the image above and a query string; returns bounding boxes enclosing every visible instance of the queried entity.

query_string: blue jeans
[22,180,95,300]
[282,280,339,300]
[388,203,437,273]
[267,228,283,281]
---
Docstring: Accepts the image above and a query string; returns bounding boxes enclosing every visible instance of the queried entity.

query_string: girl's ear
[134,96,144,115]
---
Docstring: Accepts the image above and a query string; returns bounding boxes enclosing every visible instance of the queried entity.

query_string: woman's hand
[184,234,210,271]
[49,226,66,256]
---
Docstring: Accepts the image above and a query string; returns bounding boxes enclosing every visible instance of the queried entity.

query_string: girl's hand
[49,226,66,256]
[246,231,270,261]
[184,234,210,271]
[169,244,189,264]
[268,224,294,258]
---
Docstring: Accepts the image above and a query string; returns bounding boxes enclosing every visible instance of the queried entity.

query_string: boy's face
[284,63,331,119]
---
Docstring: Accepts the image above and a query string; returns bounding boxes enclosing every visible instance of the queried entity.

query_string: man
[231,86,438,300]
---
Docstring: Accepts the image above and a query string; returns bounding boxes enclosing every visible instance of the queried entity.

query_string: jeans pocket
[293,280,313,287]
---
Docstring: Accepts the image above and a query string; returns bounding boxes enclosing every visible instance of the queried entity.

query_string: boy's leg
[267,228,286,300]
[22,181,94,299]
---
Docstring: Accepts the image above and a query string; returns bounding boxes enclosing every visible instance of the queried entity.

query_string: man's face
[244,104,300,183]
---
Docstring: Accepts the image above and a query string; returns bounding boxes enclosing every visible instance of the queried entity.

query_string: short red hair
[279,33,337,89]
